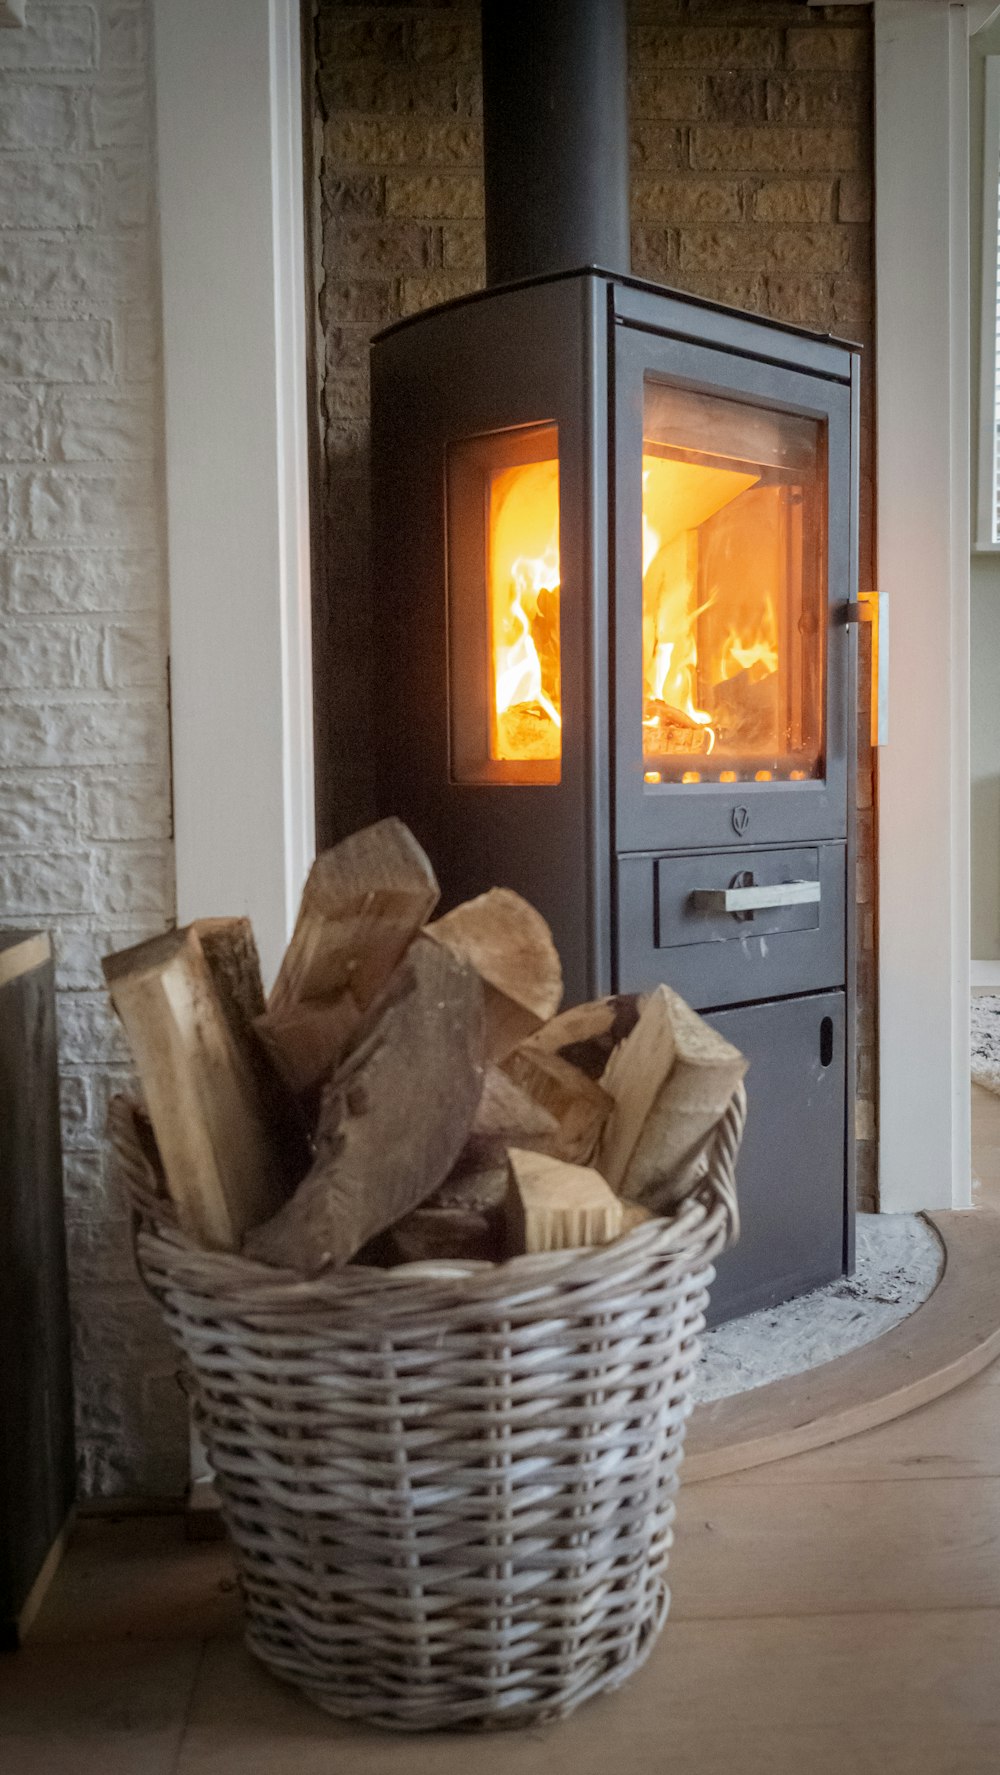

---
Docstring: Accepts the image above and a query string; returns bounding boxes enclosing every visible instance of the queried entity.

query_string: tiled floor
[5,1099,1000,1772]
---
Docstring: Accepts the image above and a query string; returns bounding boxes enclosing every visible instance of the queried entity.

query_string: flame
[494,548,562,731]
[719,597,779,682]
[641,451,788,772]
[489,457,561,763]
[641,499,716,751]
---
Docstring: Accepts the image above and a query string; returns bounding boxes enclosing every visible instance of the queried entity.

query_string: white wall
[0,0,184,1496]
[971,19,1000,962]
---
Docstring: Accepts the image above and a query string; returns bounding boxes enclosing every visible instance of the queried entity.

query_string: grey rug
[972,993,1000,1096]
[693,1212,943,1404]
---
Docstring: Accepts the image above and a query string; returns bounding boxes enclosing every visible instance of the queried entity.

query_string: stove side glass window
[641,380,825,788]
[447,424,561,785]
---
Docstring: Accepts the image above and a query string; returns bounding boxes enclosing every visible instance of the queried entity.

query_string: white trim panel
[975,55,1000,549]
[874,0,972,1210]
[152,0,314,987]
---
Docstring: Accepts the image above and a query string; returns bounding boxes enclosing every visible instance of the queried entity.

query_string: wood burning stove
[369,0,859,1321]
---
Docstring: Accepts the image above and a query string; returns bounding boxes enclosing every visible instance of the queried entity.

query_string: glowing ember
[489,457,561,763]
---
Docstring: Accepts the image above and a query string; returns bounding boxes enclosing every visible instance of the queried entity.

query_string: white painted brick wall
[0,0,186,1498]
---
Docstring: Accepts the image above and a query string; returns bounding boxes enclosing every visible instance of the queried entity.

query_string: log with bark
[387,1203,503,1266]
[244,936,485,1272]
[104,813,748,1275]
[192,916,310,1183]
[598,983,746,1209]
[519,993,644,1082]
[102,926,297,1249]
[500,1045,613,1167]
[425,887,563,1059]
[255,818,440,1096]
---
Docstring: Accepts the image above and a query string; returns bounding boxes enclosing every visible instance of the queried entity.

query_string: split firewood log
[192,916,310,1183]
[505,1148,624,1254]
[471,1064,561,1147]
[387,1203,502,1266]
[244,935,485,1273]
[385,1074,553,1264]
[102,927,296,1250]
[255,817,440,1096]
[598,984,747,1209]
[425,887,562,1060]
[423,1140,510,1216]
[621,1201,655,1233]
[412,1067,561,1229]
[519,993,644,1082]
[500,1045,613,1166]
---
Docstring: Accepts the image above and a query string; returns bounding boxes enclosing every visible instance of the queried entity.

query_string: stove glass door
[447,423,561,786]
[641,379,825,788]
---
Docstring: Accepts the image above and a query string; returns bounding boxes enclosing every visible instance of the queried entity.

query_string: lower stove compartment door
[702,990,849,1325]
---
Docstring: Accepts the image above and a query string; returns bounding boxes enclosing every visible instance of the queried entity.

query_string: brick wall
[312,0,878,1211]
[0,0,184,1494]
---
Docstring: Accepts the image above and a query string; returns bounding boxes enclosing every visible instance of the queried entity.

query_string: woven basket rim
[133,1199,723,1310]
[110,1084,745,1316]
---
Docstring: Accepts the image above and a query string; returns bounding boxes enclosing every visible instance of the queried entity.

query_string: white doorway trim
[151,0,315,988]
[874,0,972,1210]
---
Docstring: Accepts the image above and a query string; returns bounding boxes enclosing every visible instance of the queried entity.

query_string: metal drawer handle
[691,880,822,915]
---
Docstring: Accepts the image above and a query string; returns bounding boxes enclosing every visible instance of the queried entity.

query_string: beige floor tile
[722,1357,1000,1484]
[173,1613,1000,1775]
[29,1514,241,1645]
[669,1475,1000,1618]
[0,1638,201,1775]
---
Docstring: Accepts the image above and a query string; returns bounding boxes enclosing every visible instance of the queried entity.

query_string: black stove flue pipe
[480,0,631,287]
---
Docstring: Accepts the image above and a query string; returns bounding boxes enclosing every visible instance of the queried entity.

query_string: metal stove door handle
[691,880,822,914]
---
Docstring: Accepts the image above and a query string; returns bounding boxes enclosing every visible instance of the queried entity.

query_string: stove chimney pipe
[480,0,631,287]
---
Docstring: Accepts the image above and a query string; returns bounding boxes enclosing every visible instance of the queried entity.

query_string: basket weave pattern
[112,1087,745,1732]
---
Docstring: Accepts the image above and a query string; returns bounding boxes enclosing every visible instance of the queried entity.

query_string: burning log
[598,984,746,1209]
[255,817,440,1097]
[102,927,297,1250]
[710,662,778,752]
[425,886,563,1059]
[501,1045,613,1166]
[495,702,560,763]
[244,936,485,1273]
[504,1148,624,1254]
[643,700,713,755]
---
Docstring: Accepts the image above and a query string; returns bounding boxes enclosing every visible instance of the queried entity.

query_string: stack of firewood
[102,819,746,1274]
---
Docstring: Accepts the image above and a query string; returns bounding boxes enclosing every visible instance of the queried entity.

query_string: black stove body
[367,0,858,1321]
[371,268,859,1322]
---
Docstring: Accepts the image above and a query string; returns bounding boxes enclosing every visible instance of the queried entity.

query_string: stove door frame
[612,320,854,856]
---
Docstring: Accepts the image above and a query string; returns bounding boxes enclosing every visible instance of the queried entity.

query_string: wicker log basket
[111,1084,744,1733]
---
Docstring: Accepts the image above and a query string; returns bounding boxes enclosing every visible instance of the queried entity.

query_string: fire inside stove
[488,455,561,763]
[641,380,825,787]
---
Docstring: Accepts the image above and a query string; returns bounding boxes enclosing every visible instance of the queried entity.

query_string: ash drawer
[616,842,846,1011]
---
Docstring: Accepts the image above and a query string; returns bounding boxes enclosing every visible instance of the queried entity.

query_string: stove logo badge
[731,805,750,836]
